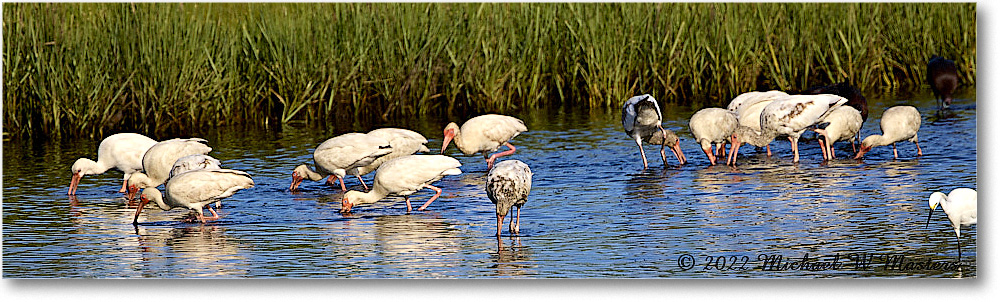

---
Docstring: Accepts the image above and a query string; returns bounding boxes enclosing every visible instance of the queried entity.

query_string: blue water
[2,90,976,278]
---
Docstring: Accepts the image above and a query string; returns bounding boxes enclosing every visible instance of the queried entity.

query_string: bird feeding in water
[125,138,213,200]
[289,133,392,192]
[68,133,157,196]
[486,160,533,237]
[688,107,737,165]
[853,106,923,160]
[927,55,959,110]
[811,106,863,160]
[926,188,977,258]
[441,114,527,170]
[340,155,462,213]
[133,169,254,224]
[622,94,686,168]
[347,128,431,191]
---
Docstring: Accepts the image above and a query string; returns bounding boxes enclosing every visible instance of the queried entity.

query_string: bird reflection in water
[492,236,534,277]
[133,224,247,277]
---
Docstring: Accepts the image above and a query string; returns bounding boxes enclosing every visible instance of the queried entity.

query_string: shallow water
[2,90,976,278]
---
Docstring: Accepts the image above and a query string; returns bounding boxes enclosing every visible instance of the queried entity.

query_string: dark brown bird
[803,82,868,123]
[927,55,959,109]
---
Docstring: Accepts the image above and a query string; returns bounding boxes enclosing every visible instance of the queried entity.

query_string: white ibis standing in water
[927,56,959,109]
[688,108,737,165]
[340,155,462,213]
[622,94,685,168]
[134,169,254,224]
[812,106,863,160]
[853,106,923,160]
[289,133,392,192]
[68,133,157,195]
[441,114,527,170]
[926,188,977,258]
[728,90,789,160]
[347,128,430,190]
[486,160,533,237]
[126,138,213,199]
[730,94,847,163]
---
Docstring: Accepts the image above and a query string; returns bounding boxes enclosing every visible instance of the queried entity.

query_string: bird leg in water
[789,137,800,162]
[119,176,129,193]
[486,142,518,170]
[916,141,923,156]
[701,147,717,165]
[658,125,668,166]
[355,174,369,191]
[404,196,413,212]
[512,206,522,234]
[416,184,443,211]
[326,175,348,191]
[893,143,899,159]
[636,140,649,169]
[496,212,505,237]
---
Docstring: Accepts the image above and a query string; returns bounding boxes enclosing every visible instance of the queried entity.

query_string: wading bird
[486,160,533,237]
[133,169,254,224]
[622,94,685,168]
[347,128,430,190]
[927,56,959,109]
[441,114,527,170]
[926,188,977,258]
[68,133,157,195]
[730,94,847,163]
[812,106,863,160]
[853,106,923,160]
[340,155,462,213]
[689,108,737,165]
[289,133,392,192]
[126,138,213,200]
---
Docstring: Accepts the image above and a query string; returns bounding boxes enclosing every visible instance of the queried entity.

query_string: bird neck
[736,126,774,147]
[866,134,891,147]
[73,158,111,175]
[352,186,390,206]
[300,165,326,181]
[144,188,174,211]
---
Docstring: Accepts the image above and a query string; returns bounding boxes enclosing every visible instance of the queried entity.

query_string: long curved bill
[133,197,149,225]
[68,172,83,195]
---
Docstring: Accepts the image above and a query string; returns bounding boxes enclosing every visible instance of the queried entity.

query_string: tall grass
[2,2,976,138]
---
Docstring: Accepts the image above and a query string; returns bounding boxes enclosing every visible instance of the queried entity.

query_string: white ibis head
[441,122,460,154]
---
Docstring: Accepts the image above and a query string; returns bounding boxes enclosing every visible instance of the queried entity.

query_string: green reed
[2,2,976,138]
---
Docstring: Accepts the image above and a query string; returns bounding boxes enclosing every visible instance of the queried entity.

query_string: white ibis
[622,94,685,168]
[68,133,157,195]
[133,169,254,224]
[347,128,430,190]
[486,160,532,236]
[853,106,923,159]
[689,108,737,165]
[441,114,527,169]
[340,155,462,213]
[126,138,213,199]
[169,154,223,178]
[289,133,392,192]
[926,188,977,258]
[927,56,959,109]
[812,106,863,160]
[730,94,847,163]
[728,90,789,159]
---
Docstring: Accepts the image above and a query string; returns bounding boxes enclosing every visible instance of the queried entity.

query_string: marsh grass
[2,2,976,138]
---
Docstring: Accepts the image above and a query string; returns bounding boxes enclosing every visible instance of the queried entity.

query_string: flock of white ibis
[64,57,973,251]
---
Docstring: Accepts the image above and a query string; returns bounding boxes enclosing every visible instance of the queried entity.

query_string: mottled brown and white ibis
[340,155,462,213]
[689,108,737,165]
[126,138,213,199]
[854,106,923,159]
[289,133,392,192]
[441,114,527,170]
[646,128,687,166]
[68,133,157,195]
[133,169,254,224]
[927,188,977,258]
[927,56,959,109]
[486,160,532,237]
[730,94,847,163]
[812,106,863,160]
[347,128,430,190]
[622,94,685,168]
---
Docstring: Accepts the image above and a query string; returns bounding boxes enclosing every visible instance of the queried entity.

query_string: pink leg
[355,174,369,191]
[818,139,828,160]
[119,177,128,193]
[326,175,337,186]
[915,141,923,156]
[337,175,347,191]
[893,143,899,159]
[658,126,668,165]
[486,142,518,169]
[830,141,836,159]
[789,137,799,162]
[728,141,740,166]
[405,197,413,212]
[702,147,716,165]
[637,142,649,169]
[417,184,443,211]
[198,205,221,224]
[496,213,504,237]
[766,145,772,157]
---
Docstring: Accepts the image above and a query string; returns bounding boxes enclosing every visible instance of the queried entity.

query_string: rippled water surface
[2,90,976,278]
